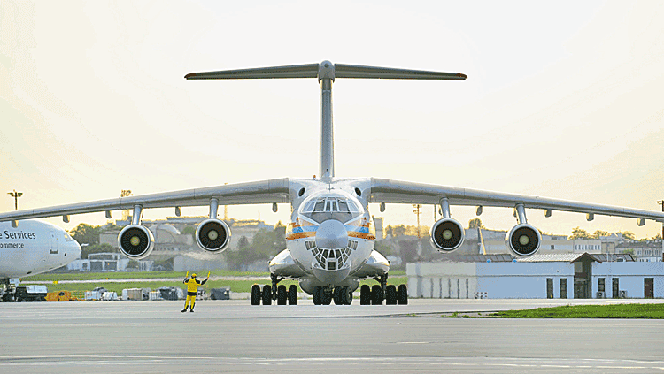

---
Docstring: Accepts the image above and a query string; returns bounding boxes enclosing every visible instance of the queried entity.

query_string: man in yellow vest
[181,272,209,312]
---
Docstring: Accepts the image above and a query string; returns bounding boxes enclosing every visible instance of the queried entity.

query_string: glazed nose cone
[315,219,347,249]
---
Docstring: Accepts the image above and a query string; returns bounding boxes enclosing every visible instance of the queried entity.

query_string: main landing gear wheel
[277,285,287,305]
[288,285,298,305]
[371,285,383,305]
[321,287,332,305]
[359,285,371,305]
[251,285,261,306]
[333,286,351,305]
[385,285,398,305]
[313,286,322,305]
[397,284,408,305]
[262,285,272,305]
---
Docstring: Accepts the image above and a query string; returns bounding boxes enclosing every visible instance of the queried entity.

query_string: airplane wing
[369,178,664,223]
[0,179,290,222]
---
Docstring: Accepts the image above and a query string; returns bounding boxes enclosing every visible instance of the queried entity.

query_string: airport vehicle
[1,61,664,306]
[14,285,48,302]
[0,220,81,301]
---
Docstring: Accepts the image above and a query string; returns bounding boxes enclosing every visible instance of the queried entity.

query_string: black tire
[321,287,332,305]
[397,284,408,305]
[344,287,352,305]
[262,285,272,305]
[333,287,346,305]
[360,285,371,305]
[288,285,298,305]
[277,285,287,305]
[385,285,398,305]
[313,286,322,305]
[250,285,261,305]
[371,285,383,305]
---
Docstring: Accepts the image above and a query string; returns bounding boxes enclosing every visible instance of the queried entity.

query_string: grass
[27,269,407,282]
[490,303,664,319]
[24,271,407,295]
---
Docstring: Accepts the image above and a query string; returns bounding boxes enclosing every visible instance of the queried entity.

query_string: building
[66,252,144,272]
[406,253,664,299]
[615,240,663,263]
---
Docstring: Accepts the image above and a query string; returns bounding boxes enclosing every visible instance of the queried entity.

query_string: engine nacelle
[196,218,231,252]
[118,225,155,259]
[507,223,541,256]
[430,218,465,252]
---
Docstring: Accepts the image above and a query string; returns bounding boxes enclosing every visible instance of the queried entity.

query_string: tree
[569,226,591,240]
[591,230,609,239]
[468,218,485,229]
[69,224,101,246]
[224,223,286,270]
[619,231,636,241]
[181,226,196,238]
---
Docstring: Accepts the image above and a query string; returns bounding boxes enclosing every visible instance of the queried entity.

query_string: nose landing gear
[250,273,298,306]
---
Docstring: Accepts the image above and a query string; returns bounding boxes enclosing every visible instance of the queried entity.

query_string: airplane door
[50,232,58,255]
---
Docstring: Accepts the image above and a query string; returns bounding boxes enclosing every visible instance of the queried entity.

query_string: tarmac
[1,298,663,373]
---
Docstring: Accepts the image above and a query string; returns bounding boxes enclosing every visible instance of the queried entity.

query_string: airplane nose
[71,241,82,259]
[315,220,347,249]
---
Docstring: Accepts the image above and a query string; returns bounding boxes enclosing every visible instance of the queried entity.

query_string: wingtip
[184,73,197,80]
[458,73,468,80]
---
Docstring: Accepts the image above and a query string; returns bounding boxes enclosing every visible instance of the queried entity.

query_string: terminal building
[406,253,664,299]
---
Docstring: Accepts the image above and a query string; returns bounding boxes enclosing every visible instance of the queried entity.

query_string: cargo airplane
[1,61,663,306]
[0,220,81,301]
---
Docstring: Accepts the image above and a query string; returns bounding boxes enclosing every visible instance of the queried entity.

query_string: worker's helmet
[192,273,197,278]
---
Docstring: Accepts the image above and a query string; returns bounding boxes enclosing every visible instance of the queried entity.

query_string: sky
[1,0,663,239]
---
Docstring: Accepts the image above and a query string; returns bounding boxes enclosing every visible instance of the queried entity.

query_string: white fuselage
[0,220,81,280]
[270,178,389,291]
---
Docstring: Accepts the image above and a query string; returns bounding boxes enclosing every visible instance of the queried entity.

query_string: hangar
[406,253,664,299]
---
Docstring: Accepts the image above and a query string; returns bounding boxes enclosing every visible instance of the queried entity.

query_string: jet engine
[430,218,465,252]
[507,223,541,256]
[196,218,231,252]
[118,225,155,259]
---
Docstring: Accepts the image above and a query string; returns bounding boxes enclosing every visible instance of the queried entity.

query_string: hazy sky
[1,1,663,238]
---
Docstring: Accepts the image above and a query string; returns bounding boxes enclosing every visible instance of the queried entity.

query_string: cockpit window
[301,197,362,223]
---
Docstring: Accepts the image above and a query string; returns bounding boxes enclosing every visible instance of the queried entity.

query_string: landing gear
[359,285,371,305]
[261,285,272,305]
[277,285,287,305]
[252,273,299,306]
[313,286,333,305]
[251,285,261,306]
[359,275,408,306]
[371,285,383,305]
[288,285,298,305]
[333,286,351,305]
[397,284,408,305]
[385,285,398,305]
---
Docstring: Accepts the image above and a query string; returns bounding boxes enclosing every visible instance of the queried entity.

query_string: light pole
[7,189,22,210]
[413,204,422,257]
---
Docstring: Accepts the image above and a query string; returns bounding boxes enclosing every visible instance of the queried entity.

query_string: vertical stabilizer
[185,61,466,181]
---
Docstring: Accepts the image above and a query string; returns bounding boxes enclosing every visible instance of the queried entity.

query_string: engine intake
[507,223,541,256]
[430,218,465,252]
[118,225,154,259]
[196,218,231,252]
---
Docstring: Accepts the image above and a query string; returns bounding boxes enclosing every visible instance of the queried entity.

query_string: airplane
[1,60,663,306]
[0,220,81,301]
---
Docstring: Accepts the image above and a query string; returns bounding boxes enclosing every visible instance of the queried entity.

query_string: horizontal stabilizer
[335,64,466,80]
[185,61,467,81]
[185,64,319,80]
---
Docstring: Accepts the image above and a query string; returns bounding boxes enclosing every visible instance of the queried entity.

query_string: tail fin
[185,61,466,181]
